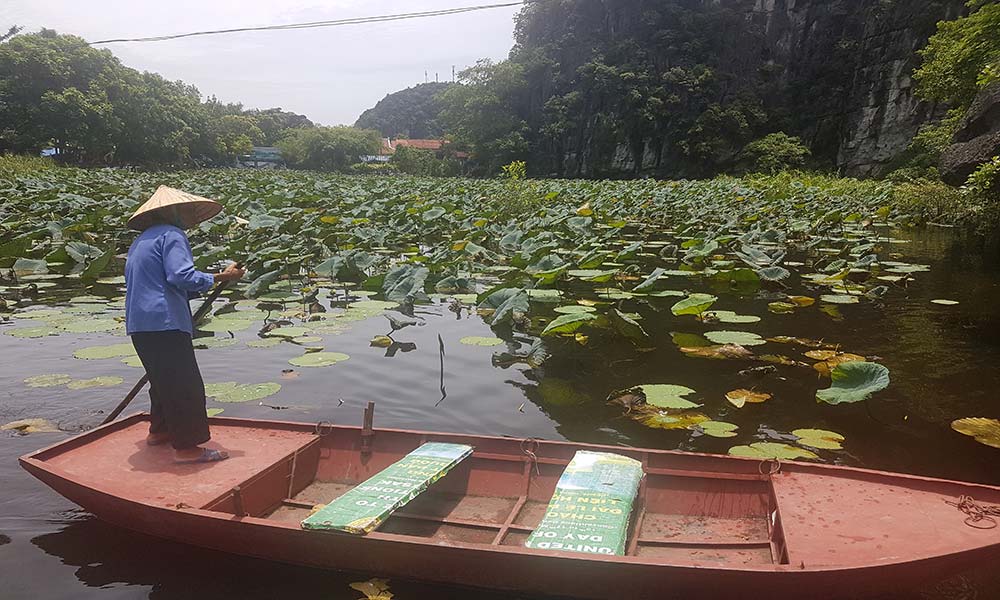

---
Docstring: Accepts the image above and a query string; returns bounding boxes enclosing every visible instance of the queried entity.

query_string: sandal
[174,448,229,464]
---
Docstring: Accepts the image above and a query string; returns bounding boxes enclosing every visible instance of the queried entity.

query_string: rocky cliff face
[748,0,965,176]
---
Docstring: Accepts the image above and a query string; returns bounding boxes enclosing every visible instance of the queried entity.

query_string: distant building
[238,146,284,169]
[360,138,468,164]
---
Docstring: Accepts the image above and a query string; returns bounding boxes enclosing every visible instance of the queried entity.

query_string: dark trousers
[131,330,210,450]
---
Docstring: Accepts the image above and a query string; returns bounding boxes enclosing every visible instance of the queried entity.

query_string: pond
[2,170,999,598]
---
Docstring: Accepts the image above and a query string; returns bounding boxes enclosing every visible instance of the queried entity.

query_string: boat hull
[19,414,1000,599]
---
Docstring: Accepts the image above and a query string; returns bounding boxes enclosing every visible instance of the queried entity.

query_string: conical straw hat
[127,186,224,231]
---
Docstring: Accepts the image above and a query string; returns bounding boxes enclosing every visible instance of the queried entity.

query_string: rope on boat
[946,495,1000,529]
[520,438,540,476]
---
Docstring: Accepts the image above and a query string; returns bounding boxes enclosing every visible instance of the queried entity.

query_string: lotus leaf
[815,361,890,404]
[2,418,59,434]
[206,382,281,403]
[460,336,505,346]
[680,344,754,360]
[728,442,818,460]
[704,331,766,346]
[725,388,771,408]
[670,293,717,316]
[635,384,701,410]
[74,342,137,359]
[288,351,350,367]
[698,421,739,438]
[950,418,1000,449]
[819,294,859,305]
[553,305,596,314]
[639,411,710,430]
[541,312,597,336]
[792,428,845,450]
[24,374,72,387]
[706,310,760,324]
[67,376,124,389]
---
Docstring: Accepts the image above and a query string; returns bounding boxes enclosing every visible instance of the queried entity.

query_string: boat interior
[34,414,785,566]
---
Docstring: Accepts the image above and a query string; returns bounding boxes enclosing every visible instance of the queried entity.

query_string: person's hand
[216,262,245,283]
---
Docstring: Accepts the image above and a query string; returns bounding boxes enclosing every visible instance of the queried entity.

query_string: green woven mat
[301,442,473,534]
[524,450,644,556]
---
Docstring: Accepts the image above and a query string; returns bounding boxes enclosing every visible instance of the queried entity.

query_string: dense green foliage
[434,0,874,178]
[0,30,313,165]
[354,82,453,139]
[390,145,461,177]
[278,126,381,172]
[739,133,811,175]
[915,0,1000,109]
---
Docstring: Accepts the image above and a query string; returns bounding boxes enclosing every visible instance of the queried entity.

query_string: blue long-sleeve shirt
[125,224,214,335]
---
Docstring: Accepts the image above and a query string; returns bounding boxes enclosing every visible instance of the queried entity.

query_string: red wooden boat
[19,412,1000,599]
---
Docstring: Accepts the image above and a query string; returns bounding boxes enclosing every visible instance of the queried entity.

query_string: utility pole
[435,72,439,83]
[452,65,455,82]
[424,70,428,83]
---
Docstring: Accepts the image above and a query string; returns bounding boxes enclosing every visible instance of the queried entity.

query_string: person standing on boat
[124,186,245,464]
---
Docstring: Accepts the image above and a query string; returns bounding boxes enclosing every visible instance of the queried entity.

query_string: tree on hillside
[355,82,453,139]
[915,1,1000,110]
[278,126,381,172]
[250,108,314,145]
[437,60,529,176]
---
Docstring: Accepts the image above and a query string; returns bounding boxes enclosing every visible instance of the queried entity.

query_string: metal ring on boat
[314,421,333,436]
[758,458,781,476]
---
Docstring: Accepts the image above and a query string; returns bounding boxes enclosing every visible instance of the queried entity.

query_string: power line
[88,2,525,45]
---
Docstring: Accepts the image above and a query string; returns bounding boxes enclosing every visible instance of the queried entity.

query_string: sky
[3,1,523,125]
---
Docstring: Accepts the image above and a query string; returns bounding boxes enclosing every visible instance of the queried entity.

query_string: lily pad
[24,374,73,387]
[639,411,710,430]
[67,376,124,390]
[74,342,137,360]
[2,418,60,434]
[198,318,257,333]
[264,326,312,339]
[792,428,845,450]
[206,382,281,403]
[816,361,890,404]
[670,293,717,316]
[680,344,754,360]
[728,442,818,460]
[819,294,859,305]
[553,305,597,314]
[705,310,761,324]
[704,331,766,347]
[460,336,505,346]
[247,338,284,349]
[725,388,771,408]
[698,421,739,438]
[4,326,61,338]
[636,384,701,410]
[206,408,225,417]
[950,418,1000,449]
[59,319,123,333]
[288,351,351,367]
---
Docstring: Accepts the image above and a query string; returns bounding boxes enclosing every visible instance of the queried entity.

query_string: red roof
[394,139,447,150]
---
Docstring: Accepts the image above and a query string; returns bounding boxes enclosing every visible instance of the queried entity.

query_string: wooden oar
[100,278,236,426]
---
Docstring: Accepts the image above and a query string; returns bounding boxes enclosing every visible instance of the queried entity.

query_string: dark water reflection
[3,227,1000,599]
